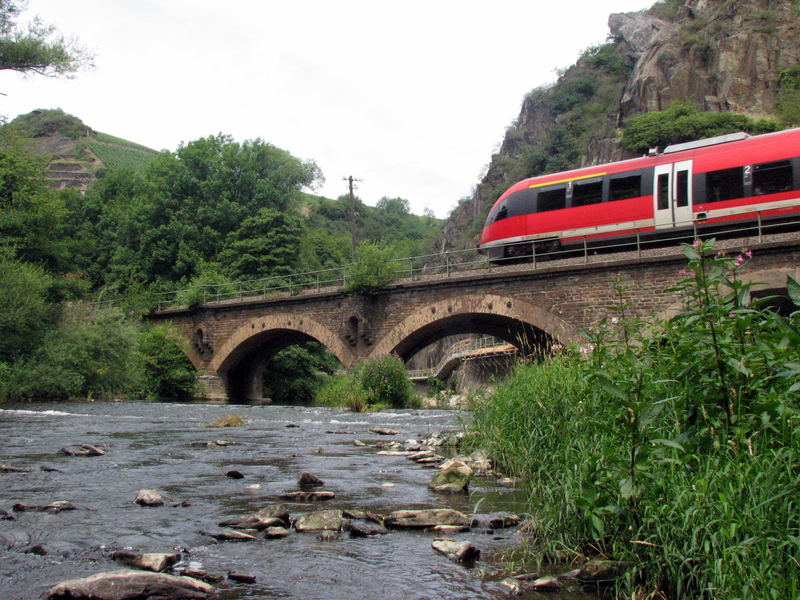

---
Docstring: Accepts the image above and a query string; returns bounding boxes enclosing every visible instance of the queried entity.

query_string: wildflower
[679,268,696,277]
[692,239,702,248]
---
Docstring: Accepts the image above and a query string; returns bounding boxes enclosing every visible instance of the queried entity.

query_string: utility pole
[343,175,362,255]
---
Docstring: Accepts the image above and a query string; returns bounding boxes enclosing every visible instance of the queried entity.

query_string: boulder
[0,464,31,473]
[528,575,560,592]
[348,523,389,537]
[206,415,244,428]
[12,501,78,513]
[294,509,350,532]
[297,471,324,486]
[134,489,164,507]
[59,444,106,457]
[488,514,522,529]
[370,428,399,435]
[264,526,291,539]
[353,440,367,447]
[225,470,244,479]
[384,509,470,529]
[253,504,291,526]
[177,567,223,584]
[110,551,180,572]
[205,528,257,542]
[227,571,256,583]
[431,539,480,563]
[218,515,284,530]
[44,569,214,599]
[279,490,335,502]
[576,559,630,585]
[428,467,470,493]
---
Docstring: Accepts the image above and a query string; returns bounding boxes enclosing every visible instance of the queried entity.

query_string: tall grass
[469,240,800,598]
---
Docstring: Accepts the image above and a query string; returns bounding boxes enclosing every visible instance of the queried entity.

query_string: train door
[654,160,693,229]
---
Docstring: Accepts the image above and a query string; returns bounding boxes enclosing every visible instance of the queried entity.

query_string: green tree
[218,208,303,280]
[137,325,197,401]
[0,251,55,361]
[621,101,780,154]
[0,0,92,77]
[0,133,71,270]
[776,64,800,126]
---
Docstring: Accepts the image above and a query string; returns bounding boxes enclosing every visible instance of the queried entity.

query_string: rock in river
[428,467,470,493]
[279,490,335,501]
[59,444,106,457]
[45,569,214,599]
[384,509,470,529]
[12,501,78,513]
[134,489,164,507]
[370,427,399,435]
[110,550,180,572]
[297,471,324,486]
[294,509,350,532]
[431,538,481,563]
[206,415,245,428]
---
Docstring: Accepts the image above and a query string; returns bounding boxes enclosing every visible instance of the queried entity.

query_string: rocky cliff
[435,0,799,253]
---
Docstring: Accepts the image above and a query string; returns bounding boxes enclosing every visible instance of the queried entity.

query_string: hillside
[436,0,800,254]
[2,109,158,191]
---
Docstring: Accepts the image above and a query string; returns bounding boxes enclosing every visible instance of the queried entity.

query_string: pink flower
[679,268,696,277]
[692,240,702,248]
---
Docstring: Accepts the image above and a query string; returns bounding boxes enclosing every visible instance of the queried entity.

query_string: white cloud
[1,0,654,217]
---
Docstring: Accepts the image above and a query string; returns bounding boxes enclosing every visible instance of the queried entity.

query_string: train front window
[706,167,743,203]
[493,204,508,223]
[753,160,793,195]
[537,186,566,212]
[609,175,641,200]
[572,179,603,207]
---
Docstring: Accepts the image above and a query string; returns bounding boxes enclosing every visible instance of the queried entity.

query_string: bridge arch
[369,294,582,362]
[208,314,356,402]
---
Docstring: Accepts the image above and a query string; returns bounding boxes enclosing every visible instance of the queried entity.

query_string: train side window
[753,160,793,195]
[537,186,567,212]
[656,174,669,210]
[572,179,603,207]
[705,167,743,203]
[493,203,508,223]
[609,175,641,201]
[506,188,535,217]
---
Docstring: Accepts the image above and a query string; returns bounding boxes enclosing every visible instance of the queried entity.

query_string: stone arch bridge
[150,239,800,402]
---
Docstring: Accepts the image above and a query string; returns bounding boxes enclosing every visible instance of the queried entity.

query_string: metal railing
[151,210,800,312]
[407,336,509,380]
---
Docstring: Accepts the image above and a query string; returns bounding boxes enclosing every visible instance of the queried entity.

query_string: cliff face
[435,0,799,253]
[615,0,799,118]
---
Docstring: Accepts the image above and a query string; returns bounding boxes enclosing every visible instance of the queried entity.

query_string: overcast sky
[2,0,654,217]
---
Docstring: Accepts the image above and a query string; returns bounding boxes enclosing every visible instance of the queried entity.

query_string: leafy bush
[359,355,417,408]
[316,354,418,410]
[0,253,56,362]
[316,371,367,412]
[136,324,197,401]
[621,101,780,153]
[343,241,399,295]
[4,305,143,401]
[468,241,800,598]
[261,342,340,404]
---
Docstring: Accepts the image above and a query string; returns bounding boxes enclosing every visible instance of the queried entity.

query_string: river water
[0,402,593,600]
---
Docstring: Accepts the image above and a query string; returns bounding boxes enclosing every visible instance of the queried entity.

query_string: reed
[468,241,800,598]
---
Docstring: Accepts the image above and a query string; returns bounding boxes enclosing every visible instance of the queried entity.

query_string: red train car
[478,128,800,261]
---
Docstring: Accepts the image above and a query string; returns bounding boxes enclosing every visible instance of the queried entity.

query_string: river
[0,402,594,599]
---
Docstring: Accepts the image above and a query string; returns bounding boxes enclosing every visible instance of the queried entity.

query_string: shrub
[343,241,399,295]
[359,354,417,408]
[316,371,367,412]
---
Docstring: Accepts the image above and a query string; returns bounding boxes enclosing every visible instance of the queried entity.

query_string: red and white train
[478,128,800,261]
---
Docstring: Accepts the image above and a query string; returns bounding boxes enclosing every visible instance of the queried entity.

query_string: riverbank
[467,243,800,599]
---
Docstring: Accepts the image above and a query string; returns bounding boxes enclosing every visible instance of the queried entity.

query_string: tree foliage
[621,101,780,154]
[0,0,92,77]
